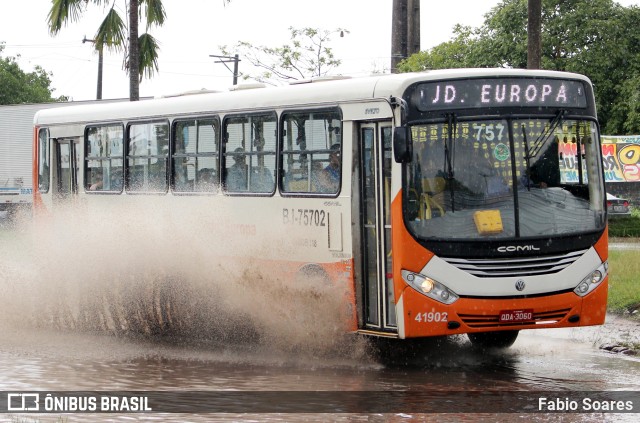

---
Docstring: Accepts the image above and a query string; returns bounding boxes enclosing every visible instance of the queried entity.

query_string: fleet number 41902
[414,312,448,323]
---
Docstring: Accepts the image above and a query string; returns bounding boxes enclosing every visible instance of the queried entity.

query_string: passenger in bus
[197,168,217,191]
[89,168,104,191]
[317,144,341,193]
[226,147,248,191]
[250,165,274,192]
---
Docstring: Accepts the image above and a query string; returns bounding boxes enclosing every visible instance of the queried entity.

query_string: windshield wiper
[444,113,457,211]
[528,109,566,159]
[575,121,585,184]
[521,124,532,191]
[444,113,456,180]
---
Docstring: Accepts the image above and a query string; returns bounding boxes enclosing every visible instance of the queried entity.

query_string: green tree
[221,27,348,85]
[399,0,640,134]
[0,43,65,104]
[47,0,167,101]
[396,25,482,72]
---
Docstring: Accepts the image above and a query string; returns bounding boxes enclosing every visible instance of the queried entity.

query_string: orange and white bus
[33,69,608,348]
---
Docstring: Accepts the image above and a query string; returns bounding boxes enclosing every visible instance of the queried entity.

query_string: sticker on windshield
[493,143,510,161]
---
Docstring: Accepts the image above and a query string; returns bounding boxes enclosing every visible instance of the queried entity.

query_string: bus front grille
[441,249,588,278]
[458,308,572,328]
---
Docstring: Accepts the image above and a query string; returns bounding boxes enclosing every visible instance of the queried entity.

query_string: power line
[2,42,90,49]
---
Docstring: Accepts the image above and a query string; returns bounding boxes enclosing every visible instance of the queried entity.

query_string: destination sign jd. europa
[414,78,587,111]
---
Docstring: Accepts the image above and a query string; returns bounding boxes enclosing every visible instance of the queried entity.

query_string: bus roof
[34,69,592,126]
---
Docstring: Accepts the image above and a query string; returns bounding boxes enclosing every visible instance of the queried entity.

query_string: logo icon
[493,143,510,161]
[7,393,40,411]
[515,279,526,291]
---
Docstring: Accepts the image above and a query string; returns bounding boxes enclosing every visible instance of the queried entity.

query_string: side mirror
[393,127,412,163]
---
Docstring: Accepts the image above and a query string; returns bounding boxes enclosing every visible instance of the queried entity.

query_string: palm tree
[47,0,166,101]
[527,0,542,69]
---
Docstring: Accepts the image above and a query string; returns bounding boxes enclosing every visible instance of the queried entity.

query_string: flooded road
[1,318,639,422]
[1,211,639,422]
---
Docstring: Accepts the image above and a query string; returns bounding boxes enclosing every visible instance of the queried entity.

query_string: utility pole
[210,54,240,85]
[83,37,103,100]
[391,0,420,73]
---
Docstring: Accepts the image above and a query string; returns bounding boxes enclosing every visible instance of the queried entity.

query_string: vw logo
[515,279,526,291]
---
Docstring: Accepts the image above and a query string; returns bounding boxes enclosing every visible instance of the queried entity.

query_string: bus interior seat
[423,177,446,194]
[419,177,446,219]
[287,178,309,192]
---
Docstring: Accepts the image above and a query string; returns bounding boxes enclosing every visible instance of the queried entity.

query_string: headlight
[401,270,459,304]
[573,261,608,297]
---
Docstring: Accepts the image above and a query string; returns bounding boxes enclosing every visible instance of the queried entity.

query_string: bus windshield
[404,117,606,240]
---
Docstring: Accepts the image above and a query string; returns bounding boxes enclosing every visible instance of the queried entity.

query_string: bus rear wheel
[467,330,519,349]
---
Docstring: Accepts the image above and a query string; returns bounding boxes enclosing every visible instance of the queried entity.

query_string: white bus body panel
[420,248,602,296]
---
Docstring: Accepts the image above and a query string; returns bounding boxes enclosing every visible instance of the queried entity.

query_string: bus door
[53,139,79,204]
[359,122,396,331]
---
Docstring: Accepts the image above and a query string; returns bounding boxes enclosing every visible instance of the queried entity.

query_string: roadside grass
[608,249,640,318]
[608,207,640,237]
[607,207,640,319]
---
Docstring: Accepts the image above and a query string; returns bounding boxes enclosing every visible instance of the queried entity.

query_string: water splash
[0,201,368,361]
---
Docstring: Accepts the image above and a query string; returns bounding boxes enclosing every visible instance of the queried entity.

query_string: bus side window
[126,121,169,193]
[172,118,220,193]
[280,109,342,195]
[223,113,276,194]
[38,128,51,193]
[85,124,124,193]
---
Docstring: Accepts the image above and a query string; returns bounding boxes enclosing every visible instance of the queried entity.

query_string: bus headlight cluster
[573,261,608,297]
[402,270,459,305]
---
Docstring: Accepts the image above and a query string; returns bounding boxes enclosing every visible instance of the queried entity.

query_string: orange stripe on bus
[594,224,608,262]
[390,189,434,305]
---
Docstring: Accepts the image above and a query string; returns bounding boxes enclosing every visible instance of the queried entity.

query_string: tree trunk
[527,0,542,69]
[129,0,140,101]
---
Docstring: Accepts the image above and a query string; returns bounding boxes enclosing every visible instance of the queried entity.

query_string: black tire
[467,330,519,349]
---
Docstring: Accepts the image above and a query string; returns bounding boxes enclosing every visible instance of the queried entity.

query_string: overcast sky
[1,0,638,101]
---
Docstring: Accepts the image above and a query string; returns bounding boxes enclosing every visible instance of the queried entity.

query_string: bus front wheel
[467,330,519,349]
